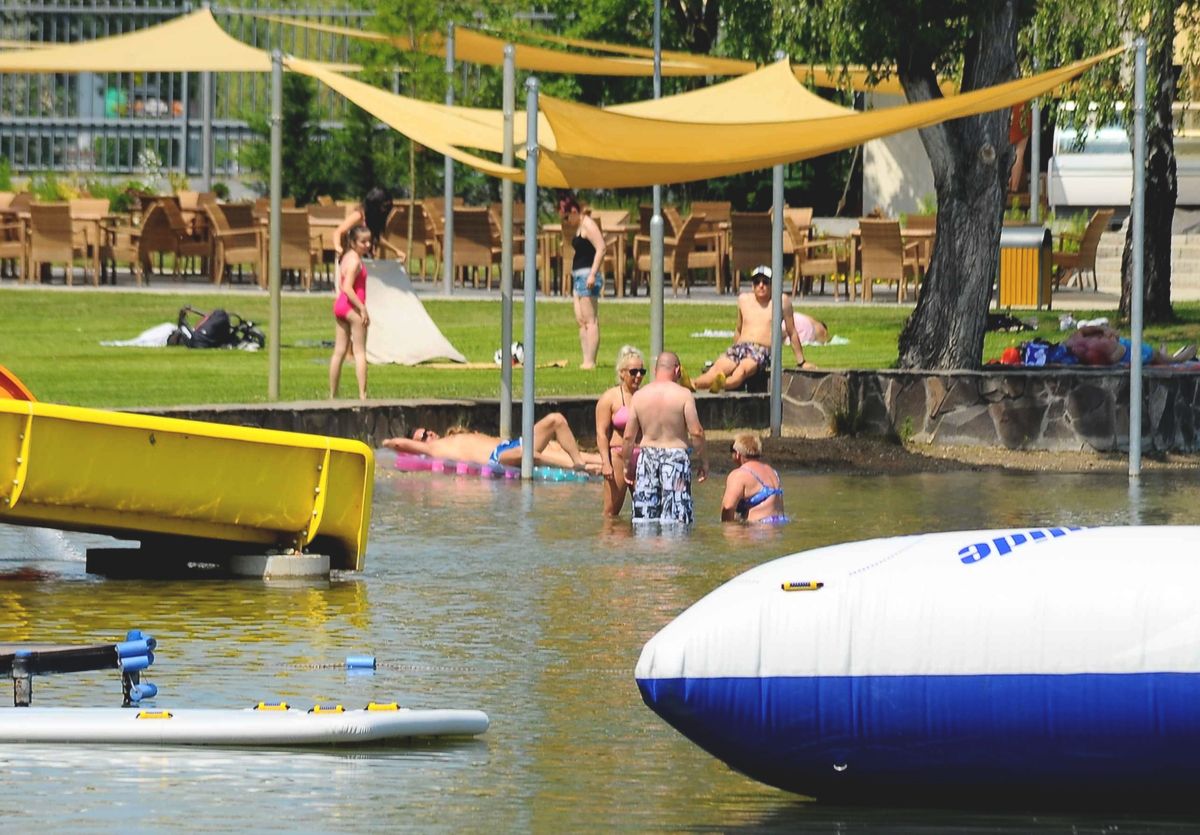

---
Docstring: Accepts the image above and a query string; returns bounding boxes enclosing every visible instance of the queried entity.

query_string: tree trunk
[1119,7,1177,324]
[897,1,1018,369]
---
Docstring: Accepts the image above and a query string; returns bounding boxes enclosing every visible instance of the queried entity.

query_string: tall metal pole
[267,50,283,401]
[770,164,784,437]
[1129,37,1147,479]
[649,0,664,359]
[521,78,540,480]
[180,70,190,182]
[1029,33,1041,225]
[200,3,212,191]
[443,22,456,296]
[500,45,516,439]
[200,68,212,190]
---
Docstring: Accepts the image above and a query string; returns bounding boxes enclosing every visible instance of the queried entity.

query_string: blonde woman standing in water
[595,345,646,516]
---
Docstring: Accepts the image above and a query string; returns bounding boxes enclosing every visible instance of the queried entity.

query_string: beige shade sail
[609,59,853,122]
[0,9,271,72]
[519,29,756,76]
[296,46,1120,189]
[256,14,734,77]
[535,47,1123,188]
[286,57,522,179]
[0,8,361,74]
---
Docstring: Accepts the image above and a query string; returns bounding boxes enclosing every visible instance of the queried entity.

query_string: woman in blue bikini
[720,433,787,524]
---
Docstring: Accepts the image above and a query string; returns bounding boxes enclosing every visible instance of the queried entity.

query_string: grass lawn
[3,287,1200,409]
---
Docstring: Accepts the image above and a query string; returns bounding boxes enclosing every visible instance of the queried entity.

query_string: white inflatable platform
[636,526,1200,805]
[0,705,490,745]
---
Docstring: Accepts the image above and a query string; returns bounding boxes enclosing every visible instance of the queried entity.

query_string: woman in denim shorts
[559,192,607,369]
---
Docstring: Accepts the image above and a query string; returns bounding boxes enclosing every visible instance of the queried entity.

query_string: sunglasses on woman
[625,368,646,377]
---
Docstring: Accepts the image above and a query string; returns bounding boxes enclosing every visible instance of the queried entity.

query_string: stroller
[169,305,265,350]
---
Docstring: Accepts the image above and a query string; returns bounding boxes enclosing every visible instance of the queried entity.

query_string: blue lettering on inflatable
[959,527,1083,565]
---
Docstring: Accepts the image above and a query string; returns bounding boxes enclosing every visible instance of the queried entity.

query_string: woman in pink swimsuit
[328,225,372,400]
[594,345,646,516]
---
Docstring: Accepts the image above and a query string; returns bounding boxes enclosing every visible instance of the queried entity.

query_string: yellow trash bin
[997,226,1053,309]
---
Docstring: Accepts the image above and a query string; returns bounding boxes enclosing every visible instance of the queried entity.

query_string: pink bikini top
[612,405,629,433]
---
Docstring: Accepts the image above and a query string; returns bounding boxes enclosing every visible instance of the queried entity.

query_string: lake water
[1,460,1198,832]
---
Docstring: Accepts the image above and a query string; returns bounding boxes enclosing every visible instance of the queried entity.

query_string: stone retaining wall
[783,368,1200,452]
[134,393,769,449]
[134,370,1200,454]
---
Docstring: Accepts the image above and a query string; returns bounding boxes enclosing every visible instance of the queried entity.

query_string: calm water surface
[1,458,1198,832]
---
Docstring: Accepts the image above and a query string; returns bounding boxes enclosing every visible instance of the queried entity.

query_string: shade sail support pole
[443,22,456,296]
[522,77,540,480]
[1130,37,1147,479]
[200,3,212,191]
[770,164,784,437]
[1030,33,1041,225]
[267,50,283,401]
[650,0,664,360]
[500,44,516,439]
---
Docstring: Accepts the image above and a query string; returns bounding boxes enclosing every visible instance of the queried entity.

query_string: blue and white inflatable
[635,526,1200,804]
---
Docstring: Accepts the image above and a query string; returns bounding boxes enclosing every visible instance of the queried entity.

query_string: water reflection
[1,466,1198,830]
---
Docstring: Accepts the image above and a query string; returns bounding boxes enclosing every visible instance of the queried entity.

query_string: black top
[572,231,597,272]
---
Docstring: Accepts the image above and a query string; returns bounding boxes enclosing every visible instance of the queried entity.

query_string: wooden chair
[205,203,263,286]
[787,215,849,299]
[635,213,705,296]
[382,203,435,271]
[1052,209,1113,291]
[29,203,90,285]
[484,204,526,285]
[904,214,937,273]
[592,209,628,296]
[68,198,111,287]
[158,198,211,278]
[100,206,162,287]
[451,207,498,288]
[690,200,731,277]
[859,218,922,302]
[0,214,26,282]
[278,208,314,290]
[728,211,774,294]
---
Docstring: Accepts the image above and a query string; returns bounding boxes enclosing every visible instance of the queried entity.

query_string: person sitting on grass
[384,413,602,472]
[1063,323,1197,366]
[693,266,814,394]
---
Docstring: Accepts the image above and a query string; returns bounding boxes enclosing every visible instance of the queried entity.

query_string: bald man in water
[621,351,707,524]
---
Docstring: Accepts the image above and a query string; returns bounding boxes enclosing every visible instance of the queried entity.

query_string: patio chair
[634,213,705,297]
[0,215,26,282]
[858,218,922,302]
[1052,209,1113,291]
[157,198,211,278]
[68,198,111,287]
[272,208,314,291]
[100,205,162,287]
[591,209,628,295]
[451,207,499,289]
[29,203,90,285]
[205,203,263,286]
[728,211,774,294]
[787,214,849,299]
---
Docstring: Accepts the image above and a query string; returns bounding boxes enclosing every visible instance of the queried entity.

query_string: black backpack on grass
[170,306,264,350]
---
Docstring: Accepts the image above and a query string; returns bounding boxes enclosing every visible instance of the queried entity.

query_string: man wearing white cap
[693,265,814,393]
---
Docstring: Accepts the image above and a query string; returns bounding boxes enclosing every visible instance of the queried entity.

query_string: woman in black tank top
[558,192,607,369]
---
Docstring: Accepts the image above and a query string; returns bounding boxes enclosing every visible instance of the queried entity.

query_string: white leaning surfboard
[0,705,489,745]
[636,525,1200,805]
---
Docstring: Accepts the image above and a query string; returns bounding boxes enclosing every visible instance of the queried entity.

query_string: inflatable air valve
[124,629,143,641]
[128,682,158,702]
[119,654,153,673]
[345,655,377,670]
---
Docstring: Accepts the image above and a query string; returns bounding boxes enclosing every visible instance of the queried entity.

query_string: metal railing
[0,1,370,177]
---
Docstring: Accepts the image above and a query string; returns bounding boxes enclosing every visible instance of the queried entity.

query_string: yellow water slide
[0,398,373,571]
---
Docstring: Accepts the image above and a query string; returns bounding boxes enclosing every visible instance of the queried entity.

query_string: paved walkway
[0,266,1172,312]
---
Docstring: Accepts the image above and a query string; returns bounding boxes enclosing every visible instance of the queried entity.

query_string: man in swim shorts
[621,351,707,524]
[384,413,601,472]
[693,266,814,393]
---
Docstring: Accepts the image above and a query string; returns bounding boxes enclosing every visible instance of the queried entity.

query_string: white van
[1047,107,1200,210]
